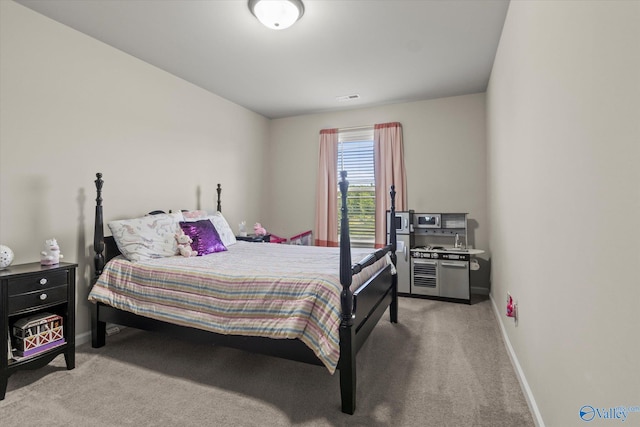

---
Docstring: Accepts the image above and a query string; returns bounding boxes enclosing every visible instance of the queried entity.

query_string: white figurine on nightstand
[41,238,63,266]
[238,221,247,237]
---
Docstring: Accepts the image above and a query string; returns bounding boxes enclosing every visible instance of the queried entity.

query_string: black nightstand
[236,234,271,243]
[0,262,77,399]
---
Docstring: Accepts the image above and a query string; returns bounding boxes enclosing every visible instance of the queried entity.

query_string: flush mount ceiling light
[248,0,305,30]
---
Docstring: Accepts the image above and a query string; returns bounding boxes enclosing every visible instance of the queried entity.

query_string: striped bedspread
[88,241,391,373]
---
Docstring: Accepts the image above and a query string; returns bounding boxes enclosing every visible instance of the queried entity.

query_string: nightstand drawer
[7,270,68,296]
[8,285,68,314]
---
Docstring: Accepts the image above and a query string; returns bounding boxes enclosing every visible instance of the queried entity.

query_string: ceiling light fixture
[248,0,304,30]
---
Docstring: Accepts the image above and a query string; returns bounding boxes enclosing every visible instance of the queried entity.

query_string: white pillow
[208,212,237,247]
[108,212,184,261]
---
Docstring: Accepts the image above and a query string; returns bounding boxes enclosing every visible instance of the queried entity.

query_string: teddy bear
[41,238,64,266]
[253,223,267,236]
[175,232,198,257]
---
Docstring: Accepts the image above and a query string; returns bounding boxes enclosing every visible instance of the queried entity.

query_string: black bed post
[92,173,106,348]
[216,184,222,212]
[94,173,105,280]
[388,185,399,324]
[338,171,356,415]
[338,172,353,325]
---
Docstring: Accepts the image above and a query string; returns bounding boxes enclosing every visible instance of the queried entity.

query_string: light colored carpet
[1,296,534,426]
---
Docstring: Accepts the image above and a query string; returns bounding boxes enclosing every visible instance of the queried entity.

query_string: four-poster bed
[89,172,398,414]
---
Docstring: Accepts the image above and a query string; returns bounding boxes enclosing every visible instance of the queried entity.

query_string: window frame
[337,127,375,248]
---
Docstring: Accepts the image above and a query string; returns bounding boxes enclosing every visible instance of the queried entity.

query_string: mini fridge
[387,210,414,295]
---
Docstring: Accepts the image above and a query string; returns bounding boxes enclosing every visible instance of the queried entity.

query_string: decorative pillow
[208,211,237,247]
[181,210,208,220]
[108,212,183,261]
[179,220,227,256]
[182,210,237,247]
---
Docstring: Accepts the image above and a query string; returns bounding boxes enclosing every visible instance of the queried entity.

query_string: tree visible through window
[337,128,375,247]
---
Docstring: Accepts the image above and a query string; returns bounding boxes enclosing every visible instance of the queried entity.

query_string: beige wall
[265,94,489,290]
[487,1,640,426]
[0,1,269,340]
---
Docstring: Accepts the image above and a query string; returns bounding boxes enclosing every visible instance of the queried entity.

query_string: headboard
[93,173,223,280]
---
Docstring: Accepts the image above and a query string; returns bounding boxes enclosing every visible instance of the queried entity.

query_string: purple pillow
[179,220,227,256]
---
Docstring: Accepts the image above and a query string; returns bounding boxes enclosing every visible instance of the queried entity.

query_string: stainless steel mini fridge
[387,210,414,295]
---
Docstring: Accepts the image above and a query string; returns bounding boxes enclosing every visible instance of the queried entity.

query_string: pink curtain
[374,122,407,248]
[314,129,339,247]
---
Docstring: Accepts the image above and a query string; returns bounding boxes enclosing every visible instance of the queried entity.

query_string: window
[337,127,375,247]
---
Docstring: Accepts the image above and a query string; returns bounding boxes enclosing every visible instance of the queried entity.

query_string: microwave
[414,213,441,229]
[387,210,413,235]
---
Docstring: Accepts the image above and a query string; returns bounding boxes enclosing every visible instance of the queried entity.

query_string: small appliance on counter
[413,212,468,241]
[413,213,441,229]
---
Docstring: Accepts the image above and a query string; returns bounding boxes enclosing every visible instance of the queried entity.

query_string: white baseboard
[489,294,545,427]
[471,286,490,295]
[75,330,91,346]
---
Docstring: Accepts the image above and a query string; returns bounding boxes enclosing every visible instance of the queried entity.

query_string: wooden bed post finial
[95,173,103,204]
[94,173,105,281]
[216,183,222,212]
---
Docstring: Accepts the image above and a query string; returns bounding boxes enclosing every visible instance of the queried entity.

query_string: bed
[89,172,399,414]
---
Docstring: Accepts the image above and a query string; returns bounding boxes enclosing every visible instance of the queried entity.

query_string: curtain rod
[338,124,374,132]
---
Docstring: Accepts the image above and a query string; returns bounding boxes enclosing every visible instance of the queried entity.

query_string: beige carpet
[1,296,534,426]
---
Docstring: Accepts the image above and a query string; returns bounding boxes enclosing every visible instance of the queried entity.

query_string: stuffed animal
[41,238,63,266]
[176,232,198,257]
[253,223,266,236]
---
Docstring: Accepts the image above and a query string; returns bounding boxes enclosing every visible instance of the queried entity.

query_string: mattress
[88,241,391,373]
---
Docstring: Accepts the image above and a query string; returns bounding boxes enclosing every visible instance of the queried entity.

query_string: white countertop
[445,248,484,255]
[412,247,485,255]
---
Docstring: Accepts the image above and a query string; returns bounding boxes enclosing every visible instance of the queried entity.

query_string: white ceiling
[16,0,510,119]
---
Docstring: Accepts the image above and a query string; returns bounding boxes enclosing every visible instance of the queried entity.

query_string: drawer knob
[40,278,48,285]
[40,293,48,301]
